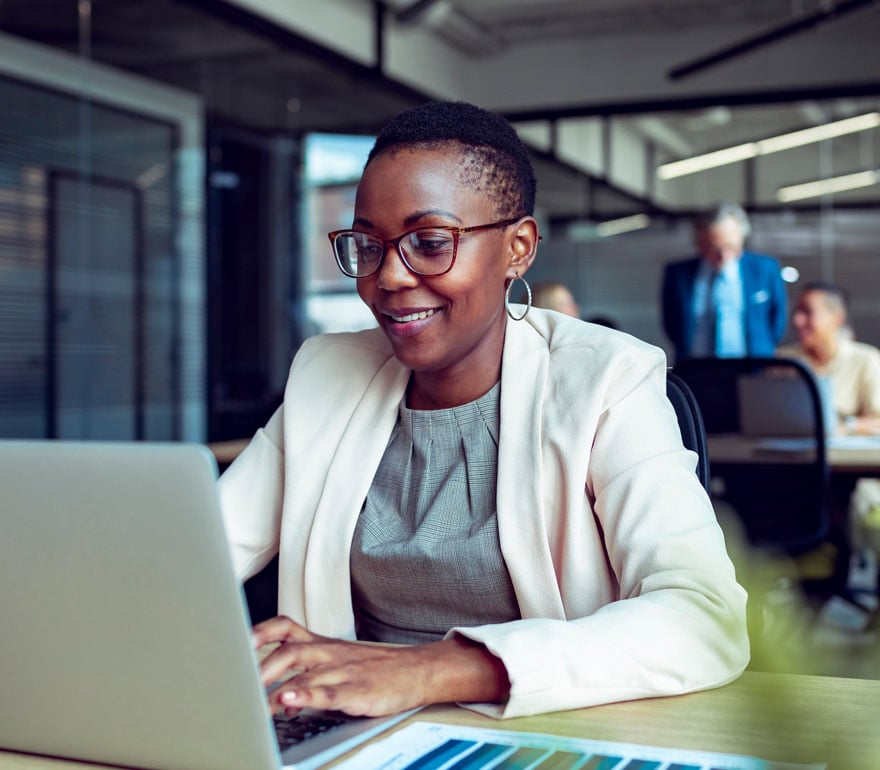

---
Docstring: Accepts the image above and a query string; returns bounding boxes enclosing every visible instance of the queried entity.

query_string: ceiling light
[595,214,650,237]
[757,113,880,154]
[776,170,879,202]
[657,112,880,180]
[657,143,757,180]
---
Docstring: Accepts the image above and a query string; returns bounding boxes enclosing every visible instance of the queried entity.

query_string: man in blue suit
[662,202,787,363]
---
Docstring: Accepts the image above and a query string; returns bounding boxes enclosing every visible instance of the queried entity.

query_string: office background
[0,0,878,444]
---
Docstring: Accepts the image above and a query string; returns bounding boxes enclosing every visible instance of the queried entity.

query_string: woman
[219,101,748,720]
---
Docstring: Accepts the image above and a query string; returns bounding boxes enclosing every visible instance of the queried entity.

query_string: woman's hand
[253,615,510,718]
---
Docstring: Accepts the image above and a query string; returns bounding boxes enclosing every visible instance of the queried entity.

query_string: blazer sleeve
[217,402,286,582]
[452,345,749,718]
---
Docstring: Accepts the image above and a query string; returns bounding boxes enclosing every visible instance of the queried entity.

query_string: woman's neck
[407,366,501,410]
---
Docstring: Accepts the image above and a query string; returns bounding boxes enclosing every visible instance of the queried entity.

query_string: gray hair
[694,201,751,239]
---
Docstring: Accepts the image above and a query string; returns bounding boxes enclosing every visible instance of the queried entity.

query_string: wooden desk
[707,434,880,475]
[2,671,878,770]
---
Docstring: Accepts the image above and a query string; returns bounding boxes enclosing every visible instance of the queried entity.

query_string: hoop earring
[505,274,531,321]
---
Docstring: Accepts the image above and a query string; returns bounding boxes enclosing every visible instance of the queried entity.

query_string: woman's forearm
[418,635,510,706]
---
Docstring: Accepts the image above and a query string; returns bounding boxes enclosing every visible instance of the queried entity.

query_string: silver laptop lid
[737,373,835,437]
[0,440,280,770]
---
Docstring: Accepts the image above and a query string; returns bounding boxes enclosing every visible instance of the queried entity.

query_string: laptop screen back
[0,440,281,770]
[737,374,835,437]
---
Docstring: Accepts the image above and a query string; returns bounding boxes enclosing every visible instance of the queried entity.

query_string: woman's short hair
[366,101,537,218]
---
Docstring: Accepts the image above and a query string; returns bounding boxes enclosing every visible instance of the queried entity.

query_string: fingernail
[281,691,298,704]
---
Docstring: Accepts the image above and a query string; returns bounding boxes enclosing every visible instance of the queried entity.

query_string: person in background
[661,202,787,362]
[219,101,748,721]
[778,282,880,436]
[531,281,581,318]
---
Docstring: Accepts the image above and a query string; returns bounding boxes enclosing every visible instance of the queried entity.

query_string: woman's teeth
[391,309,436,323]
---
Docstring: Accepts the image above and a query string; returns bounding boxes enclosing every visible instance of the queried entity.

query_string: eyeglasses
[328,216,525,278]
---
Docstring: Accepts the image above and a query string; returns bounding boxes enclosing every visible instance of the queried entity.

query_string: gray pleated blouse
[350,381,521,644]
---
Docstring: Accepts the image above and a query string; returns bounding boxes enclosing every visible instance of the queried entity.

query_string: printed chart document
[335,721,825,770]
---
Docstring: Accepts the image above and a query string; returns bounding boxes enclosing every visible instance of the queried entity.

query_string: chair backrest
[666,370,711,493]
[673,356,830,553]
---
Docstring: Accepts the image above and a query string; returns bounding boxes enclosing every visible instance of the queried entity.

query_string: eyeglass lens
[334,229,457,277]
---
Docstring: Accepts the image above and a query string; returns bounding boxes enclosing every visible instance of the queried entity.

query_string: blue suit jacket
[661,251,787,362]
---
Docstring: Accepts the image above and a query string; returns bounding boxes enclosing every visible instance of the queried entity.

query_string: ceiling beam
[394,0,445,25]
[669,0,880,80]
[498,82,880,123]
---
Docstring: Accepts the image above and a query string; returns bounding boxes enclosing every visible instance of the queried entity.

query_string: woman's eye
[357,241,384,262]
[412,231,452,255]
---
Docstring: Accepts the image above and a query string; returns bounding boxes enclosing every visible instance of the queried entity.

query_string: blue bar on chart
[340,721,817,770]
[403,738,476,770]
[447,743,510,769]
[581,756,626,770]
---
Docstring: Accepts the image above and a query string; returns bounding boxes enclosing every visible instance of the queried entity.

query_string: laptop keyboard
[273,712,351,748]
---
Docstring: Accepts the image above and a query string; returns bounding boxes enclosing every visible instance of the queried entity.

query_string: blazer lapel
[497,317,566,619]
[301,355,410,636]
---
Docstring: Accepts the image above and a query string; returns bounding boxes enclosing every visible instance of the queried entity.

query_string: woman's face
[353,146,534,383]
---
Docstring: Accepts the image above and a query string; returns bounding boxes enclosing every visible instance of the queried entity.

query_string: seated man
[778,281,880,435]
[779,282,880,603]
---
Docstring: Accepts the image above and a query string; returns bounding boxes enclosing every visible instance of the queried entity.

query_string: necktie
[709,270,721,356]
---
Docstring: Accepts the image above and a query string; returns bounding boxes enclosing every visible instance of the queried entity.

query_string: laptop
[0,439,414,770]
[737,372,836,437]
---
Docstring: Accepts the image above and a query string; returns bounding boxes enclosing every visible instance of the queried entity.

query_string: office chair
[673,356,830,556]
[666,370,711,493]
[242,554,279,624]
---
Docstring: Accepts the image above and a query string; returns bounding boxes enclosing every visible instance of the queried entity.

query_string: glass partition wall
[1,1,878,439]
[0,70,200,440]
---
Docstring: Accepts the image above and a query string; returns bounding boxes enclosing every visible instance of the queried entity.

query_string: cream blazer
[219,309,749,718]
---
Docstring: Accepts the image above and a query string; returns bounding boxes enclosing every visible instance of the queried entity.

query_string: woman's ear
[506,216,539,278]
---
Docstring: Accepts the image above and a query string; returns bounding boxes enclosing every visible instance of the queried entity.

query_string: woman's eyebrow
[403,209,462,227]
[352,209,463,231]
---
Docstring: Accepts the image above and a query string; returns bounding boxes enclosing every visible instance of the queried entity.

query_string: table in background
[208,435,880,476]
[706,434,880,475]
[3,671,878,770]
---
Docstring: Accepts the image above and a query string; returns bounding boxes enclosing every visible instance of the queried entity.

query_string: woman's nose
[375,244,418,290]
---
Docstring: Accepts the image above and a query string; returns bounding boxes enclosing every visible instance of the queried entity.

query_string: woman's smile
[382,306,444,337]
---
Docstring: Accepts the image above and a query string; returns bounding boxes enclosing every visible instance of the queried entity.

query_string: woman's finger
[252,615,314,647]
[268,646,425,717]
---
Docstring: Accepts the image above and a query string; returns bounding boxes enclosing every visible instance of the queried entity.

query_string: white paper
[335,720,825,770]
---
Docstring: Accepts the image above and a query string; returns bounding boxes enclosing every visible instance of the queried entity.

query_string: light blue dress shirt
[690,258,746,357]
